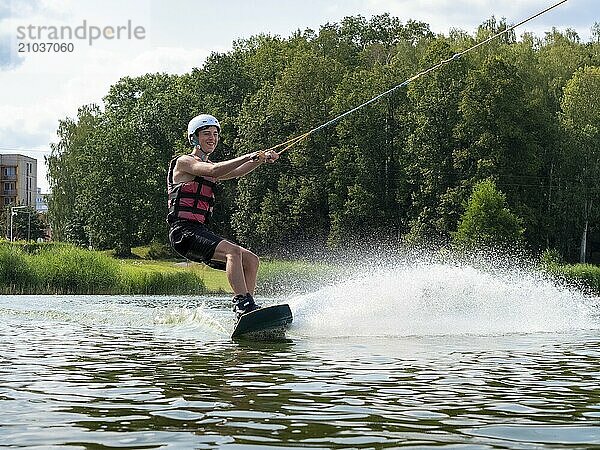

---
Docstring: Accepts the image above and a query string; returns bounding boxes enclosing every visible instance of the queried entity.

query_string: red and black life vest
[167,155,217,224]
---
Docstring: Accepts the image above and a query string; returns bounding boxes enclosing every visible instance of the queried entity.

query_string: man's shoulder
[172,154,196,170]
[176,154,214,164]
[173,154,192,162]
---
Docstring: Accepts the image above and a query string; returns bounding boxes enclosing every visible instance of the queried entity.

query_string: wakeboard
[232,304,293,340]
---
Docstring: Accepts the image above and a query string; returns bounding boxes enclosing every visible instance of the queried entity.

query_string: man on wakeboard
[167,114,279,319]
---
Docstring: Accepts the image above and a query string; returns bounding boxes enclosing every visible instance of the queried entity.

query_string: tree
[45,14,598,259]
[454,55,543,248]
[327,61,411,246]
[47,104,102,244]
[559,66,600,262]
[403,37,469,242]
[537,28,589,107]
[453,179,524,250]
[233,49,344,251]
[48,74,196,255]
[10,207,47,241]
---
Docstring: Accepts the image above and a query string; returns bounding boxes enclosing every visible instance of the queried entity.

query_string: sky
[0,0,597,193]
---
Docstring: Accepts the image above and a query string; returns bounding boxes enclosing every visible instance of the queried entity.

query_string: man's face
[197,126,219,153]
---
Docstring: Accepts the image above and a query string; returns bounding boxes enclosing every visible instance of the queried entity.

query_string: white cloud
[0,105,56,147]
[364,0,591,39]
[0,44,213,132]
[0,41,213,193]
[120,46,214,76]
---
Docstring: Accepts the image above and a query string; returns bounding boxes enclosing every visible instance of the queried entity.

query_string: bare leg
[212,241,261,295]
[212,240,248,295]
[241,248,259,295]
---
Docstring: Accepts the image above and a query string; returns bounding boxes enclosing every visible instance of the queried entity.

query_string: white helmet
[187,114,220,145]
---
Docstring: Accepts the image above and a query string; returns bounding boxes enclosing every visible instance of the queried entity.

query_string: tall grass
[544,263,600,294]
[118,262,203,295]
[30,244,117,294]
[0,242,205,295]
[0,244,38,293]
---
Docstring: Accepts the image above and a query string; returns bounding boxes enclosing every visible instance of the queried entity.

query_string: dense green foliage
[453,179,524,250]
[0,242,205,294]
[0,207,47,241]
[47,15,600,261]
[553,264,600,293]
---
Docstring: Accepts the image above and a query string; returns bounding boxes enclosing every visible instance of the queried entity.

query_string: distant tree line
[47,14,600,261]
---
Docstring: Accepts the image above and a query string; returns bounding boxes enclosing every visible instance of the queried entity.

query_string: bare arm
[175,152,258,180]
[219,160,263,180]
[220,150,280,180]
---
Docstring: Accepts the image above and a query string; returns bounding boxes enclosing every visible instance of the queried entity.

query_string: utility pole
[10,206,31,242]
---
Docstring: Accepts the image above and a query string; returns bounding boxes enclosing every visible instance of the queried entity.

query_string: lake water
[1,262,599,448]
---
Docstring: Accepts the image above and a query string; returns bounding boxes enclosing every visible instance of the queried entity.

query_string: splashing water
[288,262,599,338]
[2,261,596,341]
[155,304,230,336]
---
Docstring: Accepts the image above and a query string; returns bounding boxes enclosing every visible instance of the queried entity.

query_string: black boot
[232,293,260,320]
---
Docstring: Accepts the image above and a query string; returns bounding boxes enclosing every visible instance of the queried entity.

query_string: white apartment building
[0,154,37,208]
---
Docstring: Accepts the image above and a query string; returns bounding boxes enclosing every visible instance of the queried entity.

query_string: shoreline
[1,242,598,296]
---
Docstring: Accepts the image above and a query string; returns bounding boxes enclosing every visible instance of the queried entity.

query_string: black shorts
[168,220,226,270]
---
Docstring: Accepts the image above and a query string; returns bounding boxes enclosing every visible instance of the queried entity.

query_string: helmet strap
[193,144,209,162]
[189,134,210,161]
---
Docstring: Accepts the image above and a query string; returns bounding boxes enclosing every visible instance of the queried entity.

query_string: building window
[3,167,16,177]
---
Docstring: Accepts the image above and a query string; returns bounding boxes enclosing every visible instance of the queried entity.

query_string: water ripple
[1,295,599,448]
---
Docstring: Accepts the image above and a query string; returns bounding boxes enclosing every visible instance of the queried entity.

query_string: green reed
[118,263,204,295]
[0,244,38,293]
[0,242,205,295]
